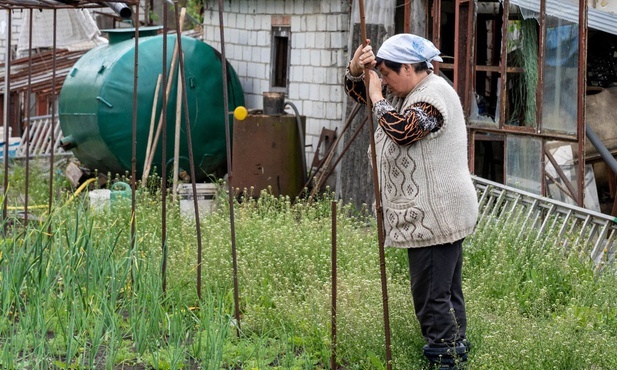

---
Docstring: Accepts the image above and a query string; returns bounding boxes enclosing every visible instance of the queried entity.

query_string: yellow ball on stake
[233,106,248,121]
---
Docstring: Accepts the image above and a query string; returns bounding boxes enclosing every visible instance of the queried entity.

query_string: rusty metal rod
[217,0,242,335]
[576,0,588,208]
[330,200,337,370]
[2,10,11,232]
[25,9,33,227]
[47,9,57,236]
[318,116,369,192]
[544,146,578,203]
[358,0,392,368]
[306,103,362,198]
[171,0,205,303]
[130,2,140,288]
[161,1,170,293]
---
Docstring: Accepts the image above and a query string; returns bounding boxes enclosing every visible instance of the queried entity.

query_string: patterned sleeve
[373,99,444,145]
[344,62,369,105]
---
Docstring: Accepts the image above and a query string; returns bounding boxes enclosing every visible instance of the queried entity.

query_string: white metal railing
[14,115,68,158]
[472,175,616,271]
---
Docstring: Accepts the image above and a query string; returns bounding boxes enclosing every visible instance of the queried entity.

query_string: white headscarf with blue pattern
[376,34,443,69]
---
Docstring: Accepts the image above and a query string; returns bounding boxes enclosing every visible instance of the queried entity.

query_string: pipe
[586,125,617,175]
[102,1,132,19]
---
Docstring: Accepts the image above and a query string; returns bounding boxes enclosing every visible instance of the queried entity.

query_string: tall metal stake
[2,10,11,233]
[48,9,58,237]
[330,201,338,369]
[358,1,393,368]
[217,0,242,335]
[171,1,204,302]
[130,1,140,293]
[160,2,170,293]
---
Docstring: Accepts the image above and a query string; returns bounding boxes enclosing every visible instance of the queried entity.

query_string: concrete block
[301,49,312,66]
[246,14,255,29]
[330,31,345,49]
[298,82,311,100]
[321,50,333,67]
[314,32,326,48]
[303,99,313,117]
[261,47,270,63]
[288,81,300,100]
[248,31,257,45]
[310,50,321,67]
[326,102,339,119]
[294,33,306,49]
[255,63,266,79]
[318,85,331,102]
[237,60,248,77]
[310,84,320,101]
[294,1,304,14]
[237,13,246,28]
[238,30,249,45]
[261,16,271,29]
[305,32,315,48]
[228,13,237,26]
[306,15,317,32]
[326,15,338,32]
[258,30,270,46]
[290,49,301,67]
[313,68,326,84]
[316,15,327,31]
[331,0,347,13]
[229,29,240,44]
[285,1,295,15]
[291,17,301,32]
[266,0,277,14]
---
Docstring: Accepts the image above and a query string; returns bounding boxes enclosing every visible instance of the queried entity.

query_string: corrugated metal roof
[511,0,617,36]
[0,49,87,95]
[0,1,138,10]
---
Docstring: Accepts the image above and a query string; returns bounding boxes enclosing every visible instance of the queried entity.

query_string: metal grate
[472,175,617,271]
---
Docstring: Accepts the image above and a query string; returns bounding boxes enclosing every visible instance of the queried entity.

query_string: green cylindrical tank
[59,27,244,182]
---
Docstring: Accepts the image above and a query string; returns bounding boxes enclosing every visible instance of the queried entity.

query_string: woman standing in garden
[344,33,479,368]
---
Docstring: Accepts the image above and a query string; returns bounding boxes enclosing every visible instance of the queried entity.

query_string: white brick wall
[0,10,24,63]
[202,0,351,165]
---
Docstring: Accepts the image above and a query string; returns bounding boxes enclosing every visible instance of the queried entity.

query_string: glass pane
[470,14,500,126]
[541,17,579,133]
[545,141,601,211]
[505,18,539,127]
[505,135,542,194]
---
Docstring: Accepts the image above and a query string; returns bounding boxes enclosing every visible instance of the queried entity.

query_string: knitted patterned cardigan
[372,73,478,248]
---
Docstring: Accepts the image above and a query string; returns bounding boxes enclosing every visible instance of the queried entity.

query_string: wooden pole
[142,7,186,184]
[143,74,162,182]
[172,64,183,201]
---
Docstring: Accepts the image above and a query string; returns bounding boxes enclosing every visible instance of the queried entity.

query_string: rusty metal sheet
[231,114,306,198]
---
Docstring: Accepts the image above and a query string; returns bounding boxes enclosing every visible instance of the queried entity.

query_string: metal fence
[472,175,616,271]
[14,115,67,158]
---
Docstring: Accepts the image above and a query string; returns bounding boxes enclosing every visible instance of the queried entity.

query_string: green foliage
[1,167,616,369]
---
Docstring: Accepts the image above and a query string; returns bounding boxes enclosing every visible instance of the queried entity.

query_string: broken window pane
[541,17,579,134]
[506,135,542,193]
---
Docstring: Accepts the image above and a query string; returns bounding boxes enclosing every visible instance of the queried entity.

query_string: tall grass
[1,168,616,369]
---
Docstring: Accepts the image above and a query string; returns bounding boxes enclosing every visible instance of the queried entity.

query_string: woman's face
[377,64,413,98]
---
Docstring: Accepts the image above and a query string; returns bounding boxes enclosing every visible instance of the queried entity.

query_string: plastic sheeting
[16,9,107,55]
